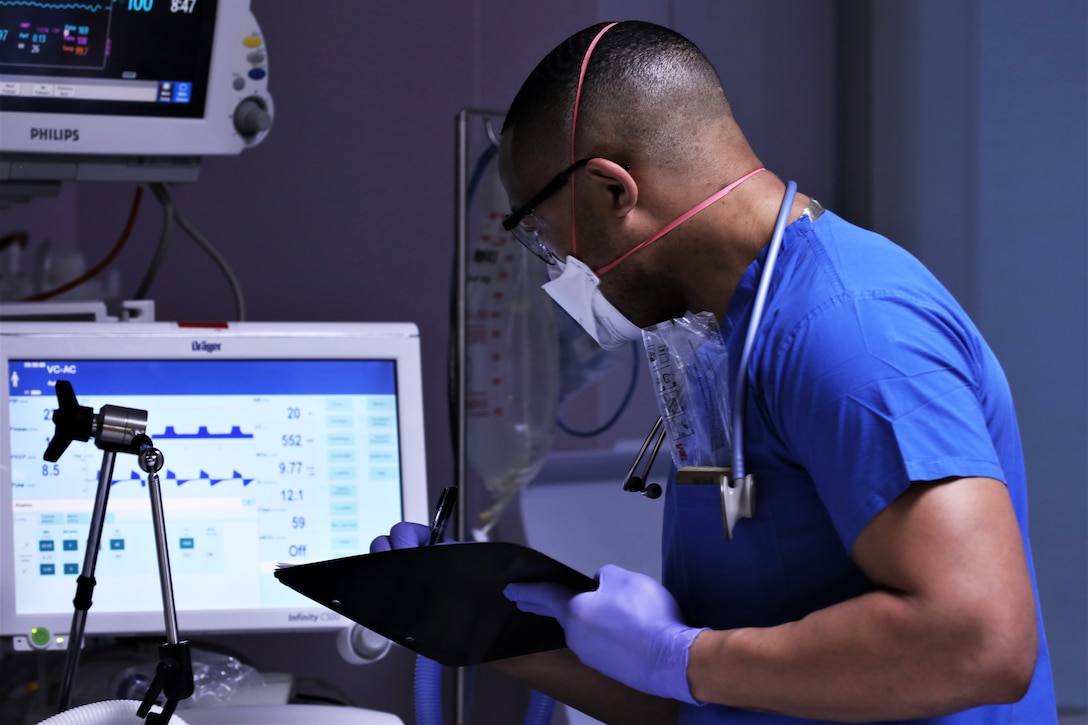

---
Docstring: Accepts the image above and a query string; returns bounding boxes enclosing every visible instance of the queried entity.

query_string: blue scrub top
[662,210,1056,724]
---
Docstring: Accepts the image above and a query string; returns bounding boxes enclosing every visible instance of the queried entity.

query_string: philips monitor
[0,322,428,646]
[0,0,273,192]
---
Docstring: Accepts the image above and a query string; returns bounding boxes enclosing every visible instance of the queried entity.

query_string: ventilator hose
[415,654,557,725]
[35,699,189,725]
[524,687,557,725]
[414,655,444,725]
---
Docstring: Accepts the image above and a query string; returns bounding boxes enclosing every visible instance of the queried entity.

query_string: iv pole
[453,106,503,725]
[46,380,193,723]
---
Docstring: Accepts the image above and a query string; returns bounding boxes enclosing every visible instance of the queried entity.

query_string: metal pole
[453,107,469,725]
[57,449,117,712]
[453,105,503,541]
[453,105,505,725]
[454,106,508,724]
[141,448,179,644]
[454,110,468,560]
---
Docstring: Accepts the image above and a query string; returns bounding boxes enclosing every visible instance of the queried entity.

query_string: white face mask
[542,255,642,350]
[536,168,768,352]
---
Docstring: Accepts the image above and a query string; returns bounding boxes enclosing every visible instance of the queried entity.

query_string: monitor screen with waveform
[0,322,429,646]
[0,0,273,178]
[0,0,216,121]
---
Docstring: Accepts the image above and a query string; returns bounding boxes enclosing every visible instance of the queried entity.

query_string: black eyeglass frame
[502,157,593,263]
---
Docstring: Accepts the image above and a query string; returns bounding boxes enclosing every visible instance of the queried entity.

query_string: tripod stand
[45,380,193,724]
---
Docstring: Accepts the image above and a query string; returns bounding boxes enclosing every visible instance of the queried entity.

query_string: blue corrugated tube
[415,655,445,725]
[524,687,557,725]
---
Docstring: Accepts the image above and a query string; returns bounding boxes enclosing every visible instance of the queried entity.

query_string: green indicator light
[30,627,50,647]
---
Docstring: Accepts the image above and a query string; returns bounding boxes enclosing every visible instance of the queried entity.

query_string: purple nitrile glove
[369,521,431,553]
[504,564,705,704]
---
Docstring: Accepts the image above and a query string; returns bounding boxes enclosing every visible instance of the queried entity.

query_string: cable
[557,340,641,438]
[176,208,246,321]
[21,186,143,302]
[134,182,175,300]
[150,183,247,321]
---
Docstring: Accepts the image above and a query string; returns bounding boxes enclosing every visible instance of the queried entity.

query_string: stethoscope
[623,181,799,540]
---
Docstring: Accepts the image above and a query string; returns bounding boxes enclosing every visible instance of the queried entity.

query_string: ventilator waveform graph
[96,420,262,494]
[93,422,261,487]
[165,470,255,486]
[10,394,344,503]
[111,470,257,487]
[155,425,255,440]
[0,0,112,69]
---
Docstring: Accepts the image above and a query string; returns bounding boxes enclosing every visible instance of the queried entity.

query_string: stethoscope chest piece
[722,473,755,541]
[674,467,756,541]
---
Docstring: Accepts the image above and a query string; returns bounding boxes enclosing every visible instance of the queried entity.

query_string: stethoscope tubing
[731,181,798,482]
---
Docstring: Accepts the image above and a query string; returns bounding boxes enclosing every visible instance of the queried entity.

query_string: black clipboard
[274,542,596,667]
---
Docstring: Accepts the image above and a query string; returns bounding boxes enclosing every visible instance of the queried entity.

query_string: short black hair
[503,21,731,170]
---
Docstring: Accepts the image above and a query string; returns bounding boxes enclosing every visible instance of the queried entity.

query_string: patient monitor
[0,0,274,206]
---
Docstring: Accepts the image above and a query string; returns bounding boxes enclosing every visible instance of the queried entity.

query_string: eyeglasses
[502,157,592,264]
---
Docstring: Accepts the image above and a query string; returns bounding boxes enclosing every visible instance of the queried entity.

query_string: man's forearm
[687,587,1036,722]
[491,648,680,725]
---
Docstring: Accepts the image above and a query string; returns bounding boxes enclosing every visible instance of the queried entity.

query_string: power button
[29,627,52,649]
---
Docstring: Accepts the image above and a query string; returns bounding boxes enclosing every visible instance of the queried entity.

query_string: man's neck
[675,175,811,320]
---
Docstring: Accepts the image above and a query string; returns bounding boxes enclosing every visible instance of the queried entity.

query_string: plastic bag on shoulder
[641,311,732,469]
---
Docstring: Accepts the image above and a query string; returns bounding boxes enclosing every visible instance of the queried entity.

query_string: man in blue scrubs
[378,20,1057,724]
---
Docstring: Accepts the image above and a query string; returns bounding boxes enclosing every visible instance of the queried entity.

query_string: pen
[427,486,457,546]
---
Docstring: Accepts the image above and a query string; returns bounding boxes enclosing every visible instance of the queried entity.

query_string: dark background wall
[2,0,1084,721]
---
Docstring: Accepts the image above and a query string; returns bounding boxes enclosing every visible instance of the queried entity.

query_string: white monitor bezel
[0,321,429,639]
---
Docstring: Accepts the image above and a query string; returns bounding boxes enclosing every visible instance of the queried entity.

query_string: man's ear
[584,158,638,217]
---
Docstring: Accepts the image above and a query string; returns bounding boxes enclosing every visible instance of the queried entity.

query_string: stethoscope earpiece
[623,418,667,500]
[623,474,662,499]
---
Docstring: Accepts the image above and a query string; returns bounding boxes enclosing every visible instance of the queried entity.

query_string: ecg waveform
[0,2,109,11]
[0,0,111,69]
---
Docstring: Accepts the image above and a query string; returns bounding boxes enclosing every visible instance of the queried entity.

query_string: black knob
[233,97,272,137]
[44,380,93,462]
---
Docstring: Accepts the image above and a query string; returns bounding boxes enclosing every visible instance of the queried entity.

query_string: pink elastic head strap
[594,166,766,277]
[568,23,766,275]
[570,22,618,257]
